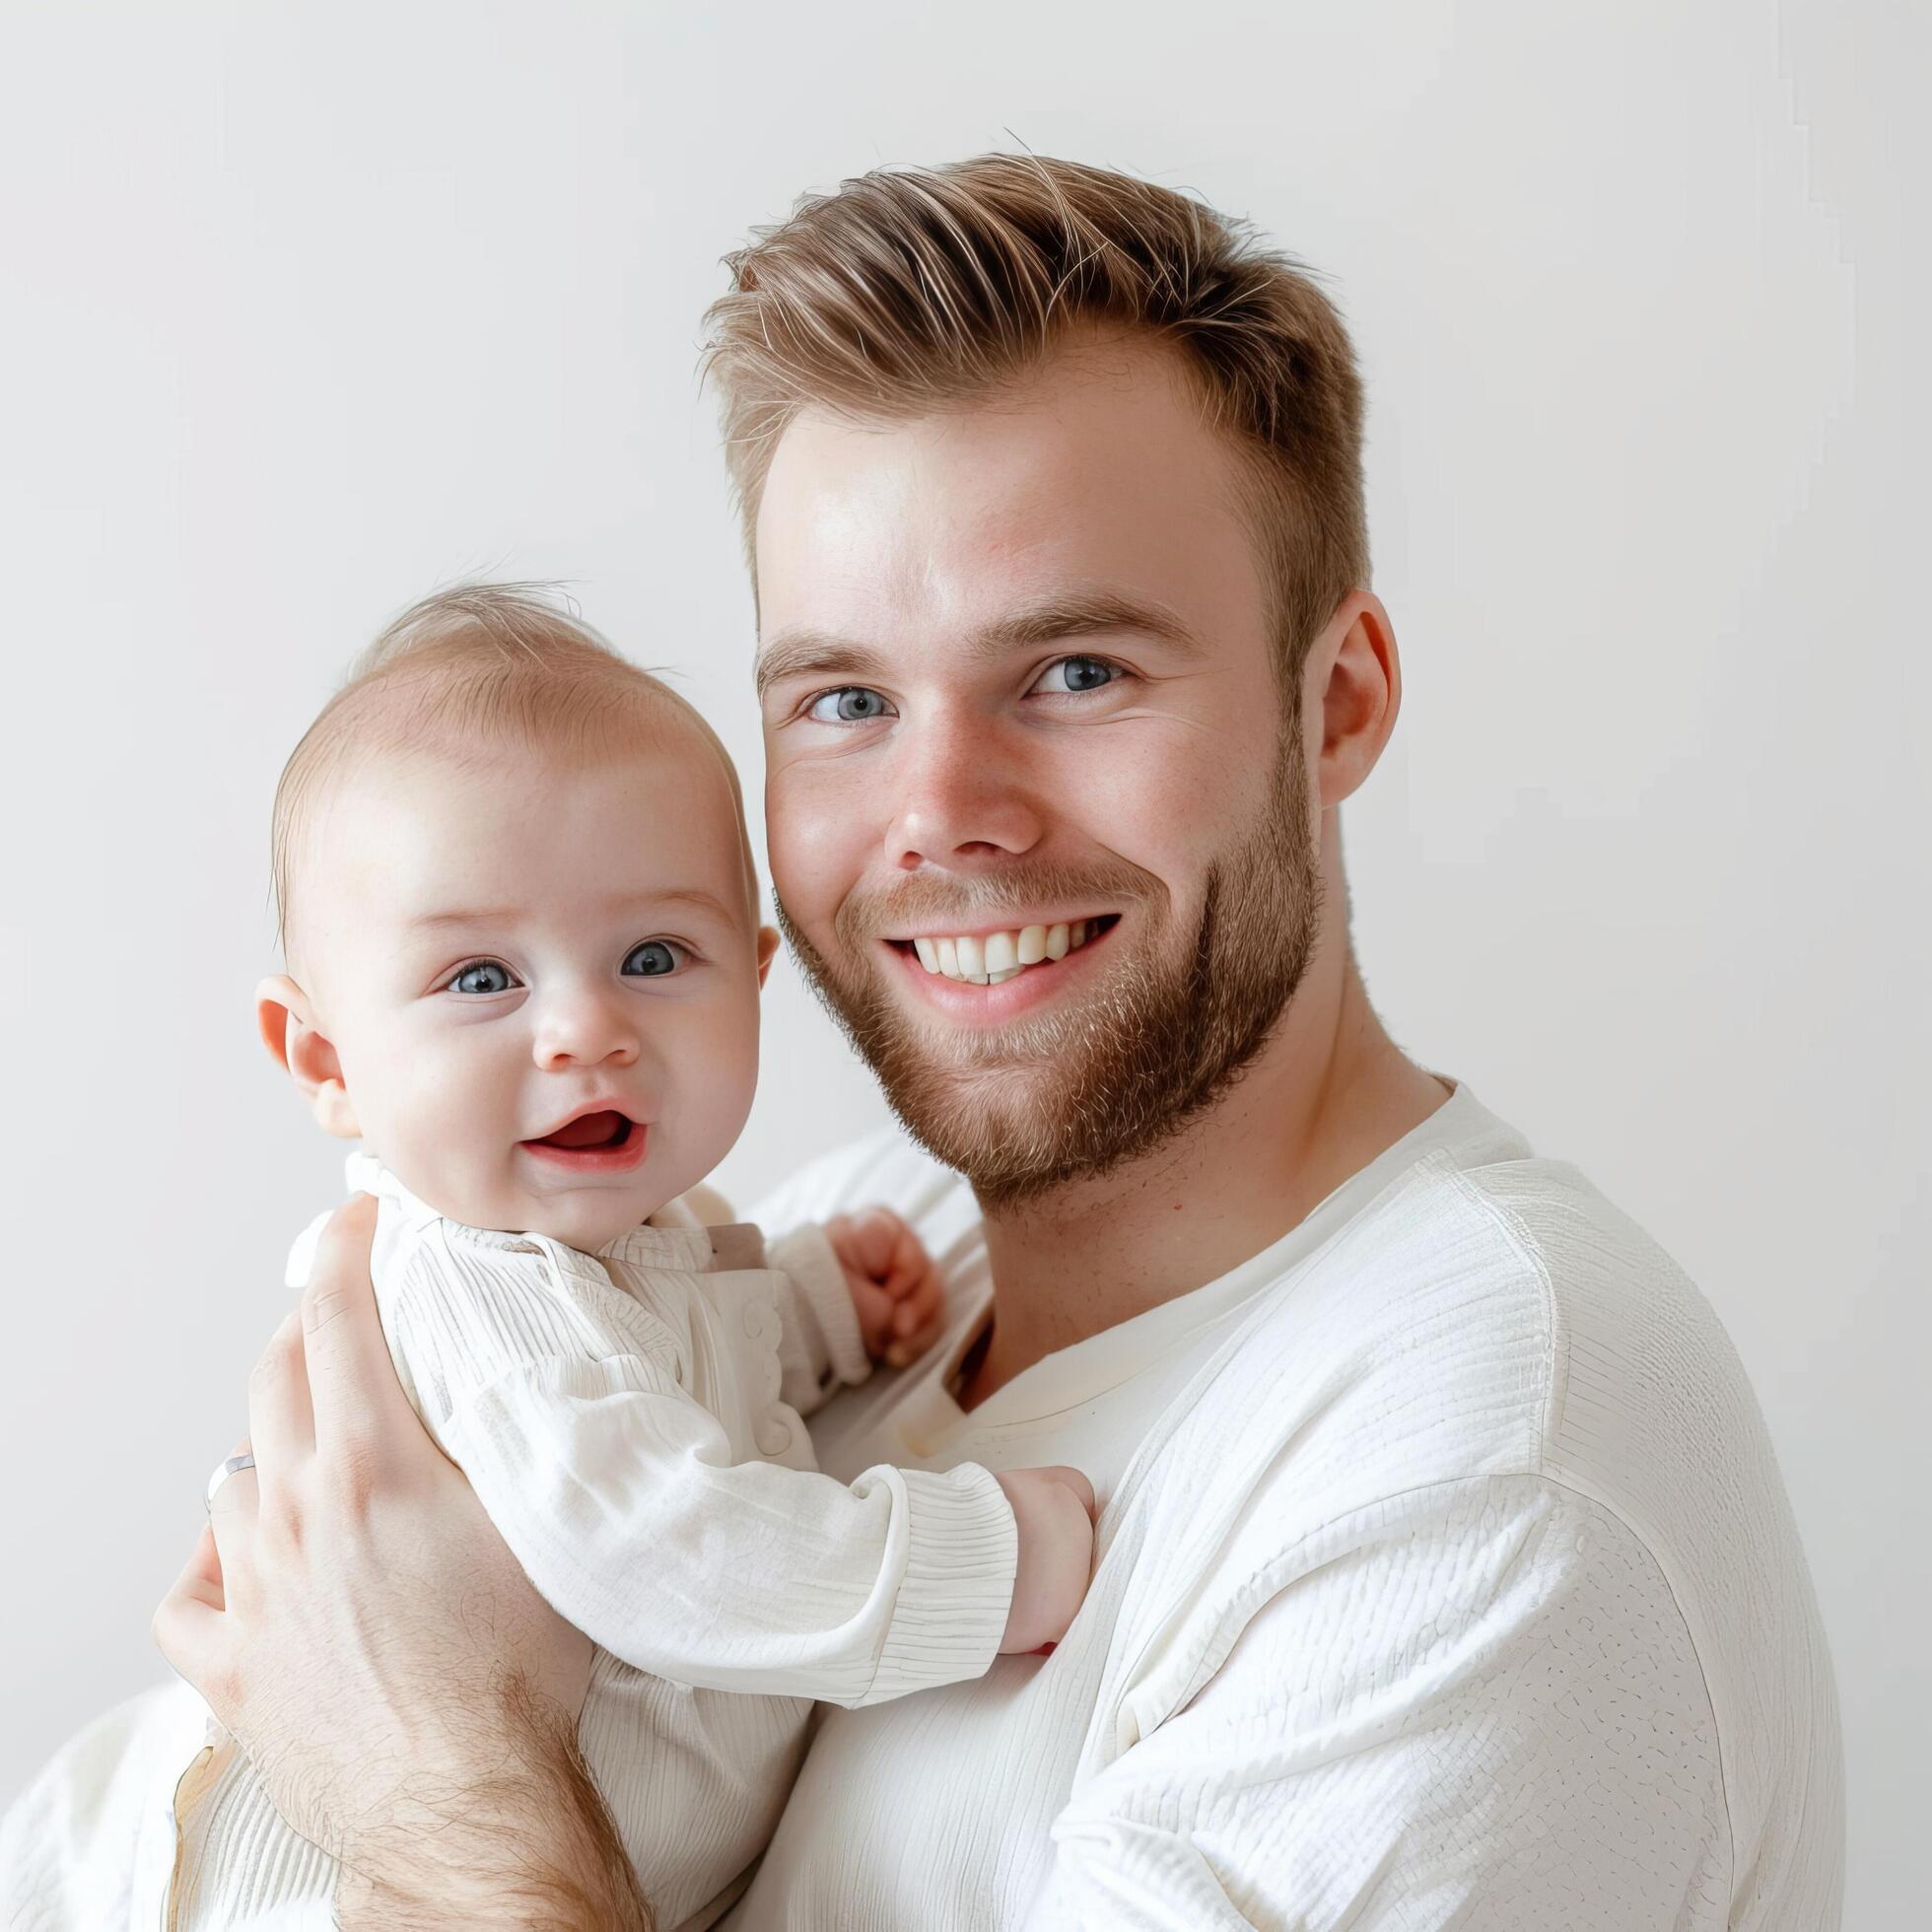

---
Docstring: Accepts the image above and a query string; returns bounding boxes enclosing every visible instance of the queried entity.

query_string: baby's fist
[995,1466,1097,1654]
[824,1207,945,1368]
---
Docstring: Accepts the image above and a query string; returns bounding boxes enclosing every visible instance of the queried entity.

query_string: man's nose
[883,712,1047,872]
[530,983,642,1071]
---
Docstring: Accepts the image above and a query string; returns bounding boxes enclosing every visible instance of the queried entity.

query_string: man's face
[756,335,1325,1206]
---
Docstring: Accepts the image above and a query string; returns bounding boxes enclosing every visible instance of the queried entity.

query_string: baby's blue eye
[807,686,893,724]
[448,960,518,996]
[622,939,683,978]
[1035,656,1118,694]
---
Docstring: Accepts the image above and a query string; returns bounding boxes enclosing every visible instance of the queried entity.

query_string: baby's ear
[255,974,361,1139]
[755,924,782,989]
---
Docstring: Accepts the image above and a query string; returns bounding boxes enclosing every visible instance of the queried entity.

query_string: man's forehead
[754,338,1259,637]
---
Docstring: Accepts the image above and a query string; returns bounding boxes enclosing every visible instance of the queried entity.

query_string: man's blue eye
[622,940,682,977]
[808,686,891,724]
[449,960,517,995]
[1040,656,1117,694]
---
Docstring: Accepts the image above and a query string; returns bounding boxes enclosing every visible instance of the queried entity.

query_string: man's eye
[622,939,686,978]
[448,960,518,996]
[1033,656,1119,695]
[806,686,894,724]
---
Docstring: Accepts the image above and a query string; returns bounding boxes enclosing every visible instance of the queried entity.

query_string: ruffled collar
[342,1149,718,1274]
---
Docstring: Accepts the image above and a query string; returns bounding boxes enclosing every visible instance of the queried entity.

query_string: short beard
[776,729,1324,1211]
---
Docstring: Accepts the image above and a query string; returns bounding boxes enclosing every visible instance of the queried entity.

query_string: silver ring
[204,1453,256,1513]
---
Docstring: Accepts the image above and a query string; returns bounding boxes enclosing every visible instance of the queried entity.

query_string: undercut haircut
[271,583,756,955]
[703,152,1370,685]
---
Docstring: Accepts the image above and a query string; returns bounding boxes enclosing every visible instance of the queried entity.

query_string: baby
[157,586,1096,1930]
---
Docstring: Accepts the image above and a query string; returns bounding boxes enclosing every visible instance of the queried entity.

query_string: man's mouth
[891,915,1119,986]
[519,1109,649,1172]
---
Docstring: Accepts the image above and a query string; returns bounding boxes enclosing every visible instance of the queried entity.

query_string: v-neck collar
[918,1080,1498,1440]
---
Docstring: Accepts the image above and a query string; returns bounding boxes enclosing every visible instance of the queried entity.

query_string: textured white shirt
[83,1157,1016,1932]
[724,1081,1844,1929]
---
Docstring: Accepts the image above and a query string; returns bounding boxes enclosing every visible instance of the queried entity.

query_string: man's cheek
[772,802,857,931]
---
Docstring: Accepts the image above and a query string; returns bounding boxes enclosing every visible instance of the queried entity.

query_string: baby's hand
[824,1207,946,1368]
[995,1466,1097,1653]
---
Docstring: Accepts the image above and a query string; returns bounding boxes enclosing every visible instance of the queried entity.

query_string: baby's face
[290,736,770,1249]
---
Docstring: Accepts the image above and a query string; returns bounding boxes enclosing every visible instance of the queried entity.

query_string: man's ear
[1307,588,1401,814]
[255,974,361,1139]
[755,925,782,989]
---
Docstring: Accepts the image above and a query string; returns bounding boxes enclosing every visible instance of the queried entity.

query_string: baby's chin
[384,1162,669,1254]
[489,1185,667,1253]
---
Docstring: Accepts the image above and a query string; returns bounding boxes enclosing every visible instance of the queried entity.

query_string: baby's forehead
[291,724,758,961]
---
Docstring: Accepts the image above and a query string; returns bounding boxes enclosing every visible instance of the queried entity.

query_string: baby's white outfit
[158,1154,1019,1932]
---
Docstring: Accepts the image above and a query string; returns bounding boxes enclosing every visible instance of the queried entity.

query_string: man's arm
[1026,1475,1729,1930]
[151,1198,653,1931]
[333,1676,648,1931]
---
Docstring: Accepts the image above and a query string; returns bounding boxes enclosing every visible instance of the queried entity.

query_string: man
[20,156,1842,1929]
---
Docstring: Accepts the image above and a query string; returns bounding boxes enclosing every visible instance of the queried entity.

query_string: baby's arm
[762,1208,1093,1651]
[386,1237,1090,1708]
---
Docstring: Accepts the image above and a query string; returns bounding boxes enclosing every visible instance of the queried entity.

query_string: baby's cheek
[679,1004,762,1156]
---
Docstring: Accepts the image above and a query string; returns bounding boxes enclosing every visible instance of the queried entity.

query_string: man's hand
[825,1206,946,1367]
[151,1196,651,1929]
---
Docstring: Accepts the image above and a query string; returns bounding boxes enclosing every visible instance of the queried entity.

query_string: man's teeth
[910,922,1094,984]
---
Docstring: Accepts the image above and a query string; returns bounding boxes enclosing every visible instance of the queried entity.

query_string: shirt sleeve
[766,1222,873,1418]
[1024,1475,1731,1930]
[383,1240,1018,1709]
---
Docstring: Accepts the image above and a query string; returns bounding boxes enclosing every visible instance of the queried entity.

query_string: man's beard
[776,728,1324,1210]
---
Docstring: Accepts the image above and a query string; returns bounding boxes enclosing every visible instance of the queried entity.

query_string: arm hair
[334,1675,655,1932]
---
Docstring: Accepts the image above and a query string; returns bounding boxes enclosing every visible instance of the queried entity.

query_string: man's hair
[703,152,1369,683]
[271,583,754,954]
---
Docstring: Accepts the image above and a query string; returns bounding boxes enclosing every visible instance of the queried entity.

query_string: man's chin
[777,867,1314,1208]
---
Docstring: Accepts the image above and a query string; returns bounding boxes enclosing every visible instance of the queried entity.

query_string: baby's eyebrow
[409,906,519,931]
[641,886,742,928]
[407,888,740,932]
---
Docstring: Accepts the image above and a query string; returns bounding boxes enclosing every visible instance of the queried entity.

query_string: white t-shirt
[724,1080,1844,1930]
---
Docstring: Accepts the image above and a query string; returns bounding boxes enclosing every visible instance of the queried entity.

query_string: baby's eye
[806,686,894,724]
[622,939,687,978]
[448,959,519,996]
[1031,656,1119,695]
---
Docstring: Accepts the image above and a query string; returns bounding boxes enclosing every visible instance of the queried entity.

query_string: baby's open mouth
[527,1110,635,1150]
[519,1108,649,1173]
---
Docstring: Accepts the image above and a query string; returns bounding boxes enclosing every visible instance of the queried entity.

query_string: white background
[1,2,1923,1920]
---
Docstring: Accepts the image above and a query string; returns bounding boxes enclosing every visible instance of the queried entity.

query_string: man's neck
[961,942,1450,1409]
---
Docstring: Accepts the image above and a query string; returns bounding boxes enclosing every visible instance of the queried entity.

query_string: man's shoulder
[1276,1142,1838,1830]
[1445,1150,1771,1502]
[1223,1140,1785,1547]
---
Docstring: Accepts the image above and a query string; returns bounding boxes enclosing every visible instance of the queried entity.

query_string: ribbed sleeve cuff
[769,1222,873,1392]
[860,1461,1017,1706]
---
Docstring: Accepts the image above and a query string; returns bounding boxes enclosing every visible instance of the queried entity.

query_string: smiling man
[14,156,1842,1931]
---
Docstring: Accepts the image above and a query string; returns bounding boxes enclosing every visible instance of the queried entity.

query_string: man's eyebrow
[753,634,894,704]
[755,589,1205,701]
[975,589,1205,656]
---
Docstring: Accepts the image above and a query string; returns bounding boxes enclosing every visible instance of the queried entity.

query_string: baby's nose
[531,990,641,1069]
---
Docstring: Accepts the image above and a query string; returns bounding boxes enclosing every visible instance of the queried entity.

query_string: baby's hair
[272,583,758,957]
